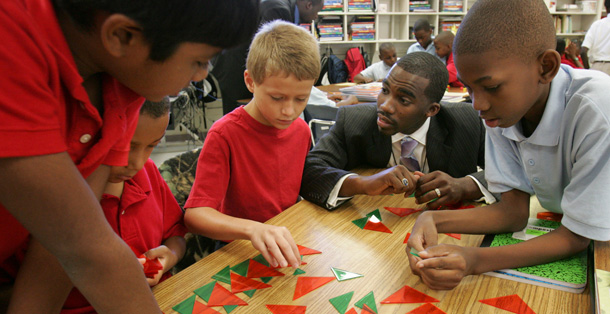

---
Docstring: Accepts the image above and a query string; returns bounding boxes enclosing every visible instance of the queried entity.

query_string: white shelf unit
[316,0,603,64]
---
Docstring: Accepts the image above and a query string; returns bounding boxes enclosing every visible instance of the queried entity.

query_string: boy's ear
[244,70,255,93]
[426,102,441,117]
[99,14,146,58]
[538,49,561,85]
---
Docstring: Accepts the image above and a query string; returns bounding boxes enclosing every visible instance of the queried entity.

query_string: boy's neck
[104,181,125,198]
[56,10,103,81]
[521,83,551,137]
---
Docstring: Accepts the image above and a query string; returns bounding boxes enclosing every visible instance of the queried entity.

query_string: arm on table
[407,189,590,290]
[0,153,160,314]
[353,73,373,84]
[184,207,300,269]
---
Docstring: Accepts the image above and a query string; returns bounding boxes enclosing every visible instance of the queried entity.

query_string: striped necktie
[400,136,420,172]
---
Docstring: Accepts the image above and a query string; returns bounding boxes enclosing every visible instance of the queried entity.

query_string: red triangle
[407,303,446,314]
[361,304,376,314]
[445,233,461,240]
[265,304,307,314]
[207,282,248,306]
[193,301,222,314]
[293,276,335,300]
[403,232,411,244]
[297,244,322,255]
[380,285,439,304]
[273,261,307,269]
[246,259,285,278]
[345,308,358,314]
[363,220,392,233]
[384,207,422,217]
[479,294,535,314]
[230,273,272,293]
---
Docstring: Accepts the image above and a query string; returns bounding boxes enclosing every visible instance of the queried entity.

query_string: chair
[302,104,339,146]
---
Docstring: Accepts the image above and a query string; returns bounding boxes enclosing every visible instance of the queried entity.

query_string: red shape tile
[361,304,376,314]
[403,232,411,244]
[363,220,392,234]
[384,207,422,217]
[192,301,222,314]
[380,285,439,304]
[406,303,446,314]
[345,308,358,314]
[297,244,322,255]
[265,304,307,314]
[247,259,286,278]
[230,273,272,293]
[479,294,535,314]
[445,233,461,240]
[293,276,336,300]
[536,211,563,222]
[207,282,248,307]
[273,261,307,269]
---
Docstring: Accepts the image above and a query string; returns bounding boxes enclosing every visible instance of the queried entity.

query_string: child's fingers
[276,233,301,268]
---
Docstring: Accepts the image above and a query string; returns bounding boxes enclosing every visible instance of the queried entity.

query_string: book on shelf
[322,0,343,11]
[480,218,588,294]
[441,0,463,12]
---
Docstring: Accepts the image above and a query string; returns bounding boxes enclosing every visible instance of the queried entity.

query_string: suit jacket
[300,102,488,209]
[212,0,297,114]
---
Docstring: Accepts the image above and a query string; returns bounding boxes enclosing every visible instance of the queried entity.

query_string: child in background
[0,0,258,312]
[407,19,438,58]
[561,39,584,69]
[353,43,397,83]
[434,31,463,87]
[184,20,320,269]
[407,0,610,290]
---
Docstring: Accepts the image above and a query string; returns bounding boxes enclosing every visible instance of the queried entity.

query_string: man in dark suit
[212,0,324,115]
[301,52,495,210]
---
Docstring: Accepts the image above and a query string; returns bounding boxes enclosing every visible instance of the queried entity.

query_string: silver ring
[434,188,441,198]
[402,178,409,186]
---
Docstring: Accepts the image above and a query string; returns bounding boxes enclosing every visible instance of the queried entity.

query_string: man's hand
[340,165,419,197]
[414,171,481,209]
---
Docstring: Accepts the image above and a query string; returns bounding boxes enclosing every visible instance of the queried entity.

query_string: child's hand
[139,245,175,286]
[412,244,477,290]
[248,223,300,269]
[406,211,439,276]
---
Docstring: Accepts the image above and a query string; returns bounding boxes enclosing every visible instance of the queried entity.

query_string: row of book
[441,0,463,12]
[322,0,374,12]
[409,0,433,12]
[553,15,586,34]
[350,16,375,40]
[322,0,343,11]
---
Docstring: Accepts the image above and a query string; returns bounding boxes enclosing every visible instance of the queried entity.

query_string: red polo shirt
[446,52,463,88]
[62,159,187,313]
[0,0,144,272]
[561,54,584,69]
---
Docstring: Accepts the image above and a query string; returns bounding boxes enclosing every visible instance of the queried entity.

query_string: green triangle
[253,254,270,267]
[408,192,415,198]
[224,305,238,313]
[293,268,306,276]
[172,294,196,314]
[231,259,250,277]
[331,267,363,282]
[193,280,216,302]
[365,209,382,221]
[352,217,368,229]
[243,289,256,298]
[354,291,377,313]
[329,291,354,314]
[260,276,273,283]
[211,265,231,284]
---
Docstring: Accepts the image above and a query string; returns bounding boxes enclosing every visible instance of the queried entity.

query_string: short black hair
[379,43,396,54]
[413,19,432,32]
[395,52,448,104]
[53,0,260,61]
[606,0,610,11]
[140,97,171,118]
[454,0,555,62]
[556,37,566,55]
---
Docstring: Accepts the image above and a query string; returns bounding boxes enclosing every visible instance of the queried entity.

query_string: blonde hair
[247,20,320,84]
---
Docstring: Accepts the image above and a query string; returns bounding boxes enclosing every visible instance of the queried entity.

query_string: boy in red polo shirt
[434,31,463,87]
[0,0,258,312]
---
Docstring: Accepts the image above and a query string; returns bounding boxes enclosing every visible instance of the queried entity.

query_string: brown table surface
[153,178,606,313]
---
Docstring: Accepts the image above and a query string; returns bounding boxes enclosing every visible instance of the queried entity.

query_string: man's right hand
[340,165,419,197]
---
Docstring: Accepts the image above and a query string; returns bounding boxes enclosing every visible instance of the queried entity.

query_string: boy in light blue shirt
[407,0,610,290]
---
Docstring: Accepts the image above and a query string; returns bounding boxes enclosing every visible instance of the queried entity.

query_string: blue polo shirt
[485,65,610,241]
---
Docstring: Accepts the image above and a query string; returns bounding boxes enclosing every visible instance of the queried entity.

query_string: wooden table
[153,190,597,313]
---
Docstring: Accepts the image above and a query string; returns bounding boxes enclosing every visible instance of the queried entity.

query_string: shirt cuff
[467,175,497,204]
[326,173,358,209]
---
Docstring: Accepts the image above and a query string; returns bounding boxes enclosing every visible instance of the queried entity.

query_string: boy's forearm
[0,153,161,313]
[162,236,187,271]
[184,206,260,241]
[471,225,590,274]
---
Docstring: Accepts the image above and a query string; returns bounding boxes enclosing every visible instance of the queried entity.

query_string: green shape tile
[231,259,250,277]
[211,265,231,284]
[331,267,363,282]
[172,294,196,314]
[352,217,368,229]
[224,305,238,313]
[253,254,270,267]
[293,268,306,276]
[354,291,377,313]
[243,289,256,298]
[329,291,354,314]
[366,209,382,221]
[261,276,273,283]
[193,280,216,302]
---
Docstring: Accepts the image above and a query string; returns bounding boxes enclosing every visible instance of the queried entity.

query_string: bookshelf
[315,0,604,64]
